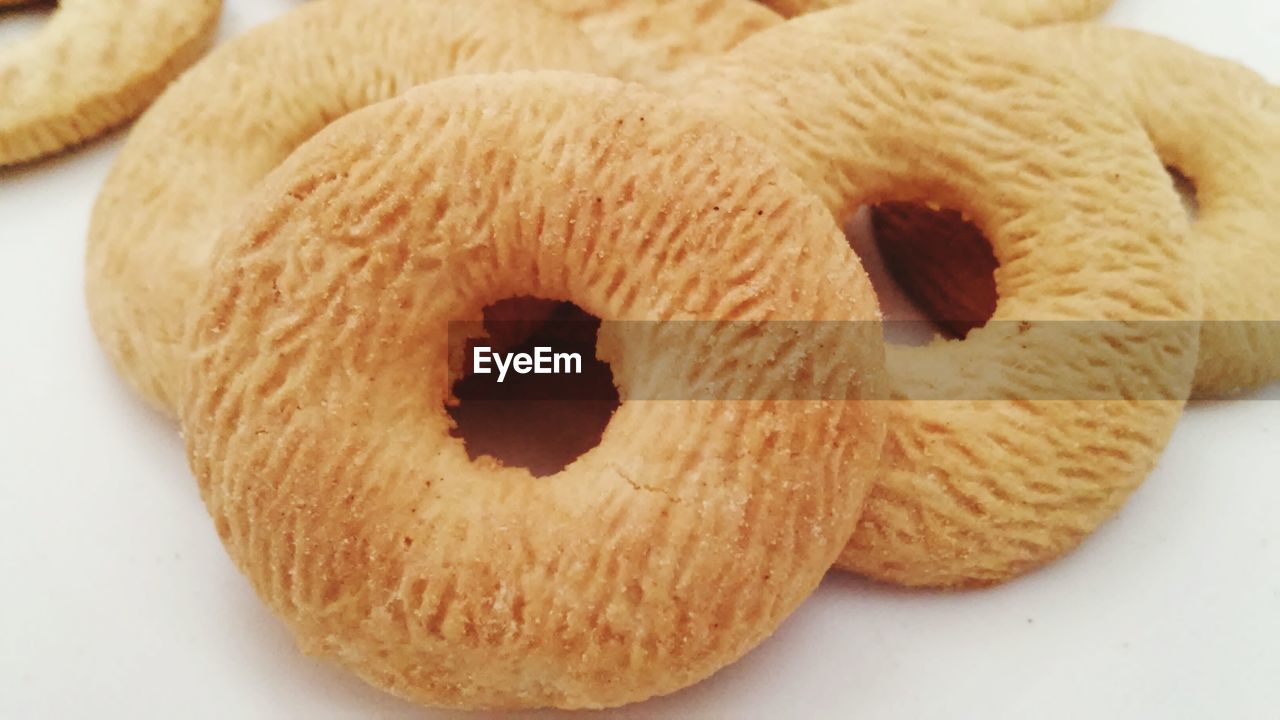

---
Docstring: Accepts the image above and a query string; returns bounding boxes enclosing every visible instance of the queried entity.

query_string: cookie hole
[0,1,53,50]
[1166,166,1200,220]
[844,208,936,347]
[866,202,1000,342]
[447,299,619,478]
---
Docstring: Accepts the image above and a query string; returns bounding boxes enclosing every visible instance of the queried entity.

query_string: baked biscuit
[677,1,1201,586]
[0,0,220,166]
[880,25,1280,397]
[86,0,604,416]
[181,72,888,709]
[538,0,781,82]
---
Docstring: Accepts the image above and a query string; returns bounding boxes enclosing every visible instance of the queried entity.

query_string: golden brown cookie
[756,0,1111,26]
[1039,26,1279,397]
[181,72,888,710]
[677,1,1201,587]
[537,0,781,82]
[86,0,605,417]
[0,0,221,166]
[879,25,1280,398]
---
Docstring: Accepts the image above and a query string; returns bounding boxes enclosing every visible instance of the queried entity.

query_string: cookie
[86,0,604,416]
[881,25,1280,397]
[678,0,1201,586]
[181,72,888,709]
[0,0,221,165]
[1046,26,1280,397]
[537,0,781,82]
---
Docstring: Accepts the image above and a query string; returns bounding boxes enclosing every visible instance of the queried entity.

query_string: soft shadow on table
[0,125,129,186]
[1189,379,1280,412]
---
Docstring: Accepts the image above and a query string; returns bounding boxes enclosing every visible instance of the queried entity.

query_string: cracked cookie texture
[1038,25,1280,398]
[878,24,1280,398]
[86,0,605,417]
[677,1,1201,586]
[538,0,782,82]
[180,72,888,709]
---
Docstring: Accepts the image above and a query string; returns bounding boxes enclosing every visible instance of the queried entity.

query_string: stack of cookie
[4,0,1275,711]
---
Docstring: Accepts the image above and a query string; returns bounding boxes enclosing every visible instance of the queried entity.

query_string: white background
[1,1,1277,717]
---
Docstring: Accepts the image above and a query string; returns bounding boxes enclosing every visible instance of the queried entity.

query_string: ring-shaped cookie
[537,0,781,82]
[1027,25,1279,397]
[878,26,1280,398]
[181,72,888,710]
[86,0,604,417]
[679,1,1201,586]
[755,0,1111,27]
[0,0,220,165]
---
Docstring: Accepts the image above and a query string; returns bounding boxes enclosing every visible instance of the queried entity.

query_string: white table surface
[1,1,1277,718]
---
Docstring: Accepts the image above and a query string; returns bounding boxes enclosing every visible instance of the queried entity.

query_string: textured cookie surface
[878,25,1280,397]
[537,0,781,82]
[678,1,1200,586]
[756,0,1110,26]
[86,0,604,417]
[1032,26,1279,396]
[0,0,220,165]
[181,72,887,709]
